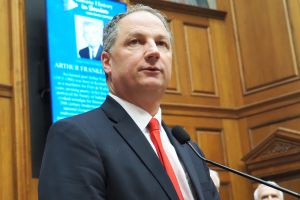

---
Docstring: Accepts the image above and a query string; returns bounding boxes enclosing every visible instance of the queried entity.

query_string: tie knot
[147,118,160,132]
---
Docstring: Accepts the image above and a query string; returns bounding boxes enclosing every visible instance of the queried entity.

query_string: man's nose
[267,195,273,200]
[145,41,160,64]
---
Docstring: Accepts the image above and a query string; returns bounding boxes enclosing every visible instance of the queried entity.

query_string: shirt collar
[109,93,162,131]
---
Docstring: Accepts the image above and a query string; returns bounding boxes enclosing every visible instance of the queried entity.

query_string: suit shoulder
[49,108,107,135]
[73,107,108,123]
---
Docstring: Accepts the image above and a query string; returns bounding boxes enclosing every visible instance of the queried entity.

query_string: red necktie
[147,118,184,200]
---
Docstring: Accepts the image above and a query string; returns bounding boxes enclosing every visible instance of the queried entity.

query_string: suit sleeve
[38,119,106,200]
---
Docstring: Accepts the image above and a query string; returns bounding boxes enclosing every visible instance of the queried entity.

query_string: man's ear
[101,51,112,75]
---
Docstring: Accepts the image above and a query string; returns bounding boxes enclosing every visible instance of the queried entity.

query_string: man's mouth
[142,66,161,72]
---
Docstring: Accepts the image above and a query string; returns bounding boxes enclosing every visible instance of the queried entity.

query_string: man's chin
[141,81,165,88]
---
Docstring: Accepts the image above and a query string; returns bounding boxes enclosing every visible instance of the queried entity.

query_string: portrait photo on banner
[75,15,104,61]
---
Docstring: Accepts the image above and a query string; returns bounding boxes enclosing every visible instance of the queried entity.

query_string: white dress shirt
[89,47,96,59]
[109,93,194,200]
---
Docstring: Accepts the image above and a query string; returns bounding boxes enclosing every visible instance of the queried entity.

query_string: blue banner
[46,0,126,122]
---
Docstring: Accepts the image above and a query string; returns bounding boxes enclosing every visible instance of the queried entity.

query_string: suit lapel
[163,123,206,200]
[101,96,179,200]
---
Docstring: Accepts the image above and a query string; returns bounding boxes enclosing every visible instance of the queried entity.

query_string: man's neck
[109,92,161,116]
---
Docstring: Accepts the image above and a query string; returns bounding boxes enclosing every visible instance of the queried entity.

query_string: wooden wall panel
[249,118,300,148]
[0,0,15,200]
[287,0,300,79]
[29,179,38,200]
[195,129,225,164]
[246,102,300,149]
[208,17,244,107]
[228,0,300,107]
[278,176,300,200]
[166,20,182,94]
[184,24,218,96]
[0,0,33,199]
[162,10,221,106]
[220,182,233,200]
[0,0,12,85]
[0,99,15,200]
[222,119,253,200]
[218,169,234,200]
[211,169,233,200]
[232,0,299,93]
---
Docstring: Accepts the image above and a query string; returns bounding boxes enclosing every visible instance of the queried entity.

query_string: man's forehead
[119,11,165,28]
[118,11,169,36]
[260,187,280,195]
[121,10,159,19]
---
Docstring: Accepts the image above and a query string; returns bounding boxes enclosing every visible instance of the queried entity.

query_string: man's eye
[157,41,169,49]
[128,39,140,46]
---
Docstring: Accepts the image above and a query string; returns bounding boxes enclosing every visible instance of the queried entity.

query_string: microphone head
[172,126,191,144]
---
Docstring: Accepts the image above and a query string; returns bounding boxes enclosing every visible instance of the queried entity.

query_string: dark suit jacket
[79,45,103,60]
[38,96,219,200]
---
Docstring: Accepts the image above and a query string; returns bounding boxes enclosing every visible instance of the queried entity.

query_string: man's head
[254,182,284,200]
[102,4,172,53]
[101,5,173,114]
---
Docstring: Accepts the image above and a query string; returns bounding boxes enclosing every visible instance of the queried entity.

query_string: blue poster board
[46,0,126,122]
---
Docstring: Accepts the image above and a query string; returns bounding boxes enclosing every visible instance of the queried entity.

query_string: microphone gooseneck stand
[172,126,300,199]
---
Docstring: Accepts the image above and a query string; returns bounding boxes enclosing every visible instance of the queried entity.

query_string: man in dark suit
[79,20,103,60]
[39,4,219,200]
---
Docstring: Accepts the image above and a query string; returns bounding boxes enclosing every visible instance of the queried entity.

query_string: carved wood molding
[129,0,227,20]
[242,128,300,177]
[0,84,13,98]
[162,90,300,118]
[162,102,237,118]
[243,77,300,95]
[237,89,300,118]
[10,0,32,199]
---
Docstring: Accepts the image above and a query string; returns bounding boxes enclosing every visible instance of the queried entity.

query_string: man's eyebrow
[125,32,144,38]
[157,35,170,40]
[125,31,170,40]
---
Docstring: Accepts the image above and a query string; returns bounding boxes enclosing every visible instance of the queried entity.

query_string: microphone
[172,126,300,198]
